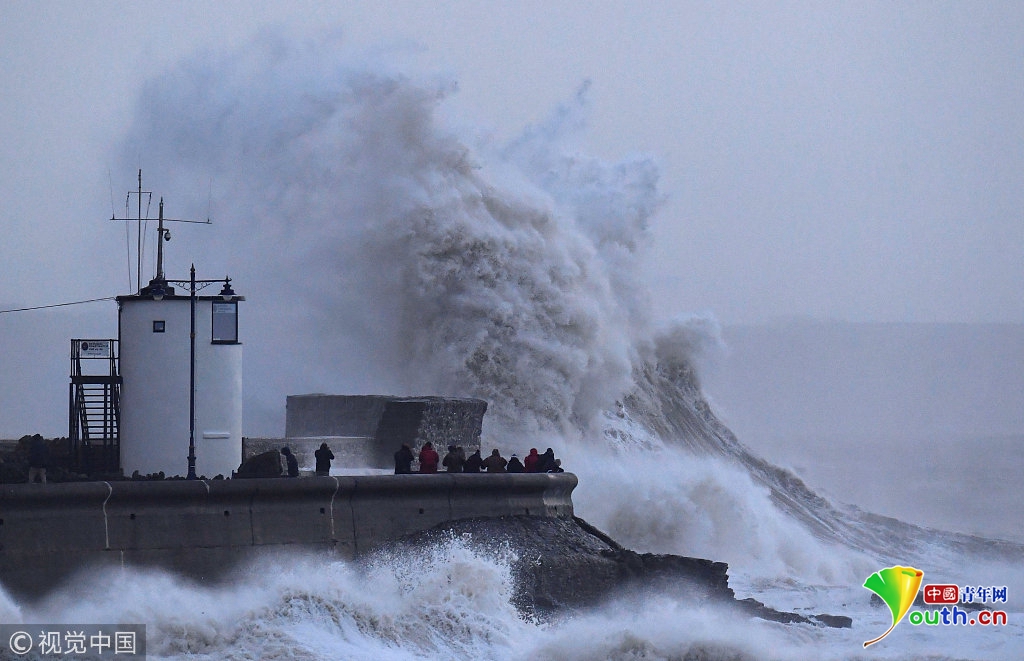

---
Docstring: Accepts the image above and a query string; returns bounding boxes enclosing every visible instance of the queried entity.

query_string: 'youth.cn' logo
[862,567,1009,648]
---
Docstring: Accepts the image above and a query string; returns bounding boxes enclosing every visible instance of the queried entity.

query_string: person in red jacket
[418,442,440,473]
[523,448,540,473]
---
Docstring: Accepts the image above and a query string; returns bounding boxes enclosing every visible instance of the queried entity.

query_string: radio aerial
[111,169,211,293]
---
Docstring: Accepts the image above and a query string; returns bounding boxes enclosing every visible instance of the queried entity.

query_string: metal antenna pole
[112,171,209,294]
[136,170,143,292]
[155,199,166,282]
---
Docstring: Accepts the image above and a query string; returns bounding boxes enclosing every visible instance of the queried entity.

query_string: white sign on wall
[78,340,112,358]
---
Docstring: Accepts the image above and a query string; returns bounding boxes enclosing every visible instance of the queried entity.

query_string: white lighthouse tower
[116,185,243,478]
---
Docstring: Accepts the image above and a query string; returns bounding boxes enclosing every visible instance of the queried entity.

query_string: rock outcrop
[235,449,283,478]
[388,515,852,628]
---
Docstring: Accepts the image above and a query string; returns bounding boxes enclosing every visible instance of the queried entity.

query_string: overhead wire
[0,297,117,314]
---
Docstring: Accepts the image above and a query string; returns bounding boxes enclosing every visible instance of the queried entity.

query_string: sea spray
[11,540,532,660]
[0,532,867,661]
[565,444,870,585]
[4,554,887,661]
[0,584,22,625]
[118,33,658,442]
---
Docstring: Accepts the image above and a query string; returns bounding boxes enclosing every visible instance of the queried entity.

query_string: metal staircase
[69,339,121,474]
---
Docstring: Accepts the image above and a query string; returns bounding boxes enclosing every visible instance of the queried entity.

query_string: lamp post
[188,265,197,479]
[169,266,235,480]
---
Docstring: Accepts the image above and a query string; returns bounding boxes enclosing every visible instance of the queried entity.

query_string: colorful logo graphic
[861,568,1009,648]
[862,565,924,648]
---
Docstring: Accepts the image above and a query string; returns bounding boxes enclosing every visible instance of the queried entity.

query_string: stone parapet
[0,472,575,599]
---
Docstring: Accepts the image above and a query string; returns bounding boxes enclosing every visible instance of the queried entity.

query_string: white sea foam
[9,544,1021,660]
[566,444,874,585]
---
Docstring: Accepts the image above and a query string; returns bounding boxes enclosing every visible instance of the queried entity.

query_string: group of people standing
[394,443,564,475]
[277,443,335,478]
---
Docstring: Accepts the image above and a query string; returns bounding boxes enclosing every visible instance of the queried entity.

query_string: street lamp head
[219,277,236,301]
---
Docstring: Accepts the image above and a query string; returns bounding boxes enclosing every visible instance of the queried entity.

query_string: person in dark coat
[442,445,464,473]
[463,449,483,472]
[481,449,507,473]
[281,446,299,477]
[547,458,564,473]
[523,448,540,473]
[418,442,440,473]
[28,436,49,484]
[537,448,556,473]
[314,442,334,477]
[506,453,524,473]
[394,443,414,474]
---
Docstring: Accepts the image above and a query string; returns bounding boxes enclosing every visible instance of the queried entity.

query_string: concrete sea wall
[0,473,576,600]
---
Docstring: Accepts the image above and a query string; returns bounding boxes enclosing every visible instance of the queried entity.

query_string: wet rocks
[390,515,851,628]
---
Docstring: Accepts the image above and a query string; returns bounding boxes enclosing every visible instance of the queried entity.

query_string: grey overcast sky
[2,1,1022,325]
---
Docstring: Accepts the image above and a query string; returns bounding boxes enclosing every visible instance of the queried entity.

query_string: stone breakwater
[0,474,850,628]
[0,473,573,599]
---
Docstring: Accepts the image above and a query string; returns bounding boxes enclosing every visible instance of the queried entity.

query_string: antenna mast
[115,169,151,293]
[111,170,211,294]
[136,170,144,292]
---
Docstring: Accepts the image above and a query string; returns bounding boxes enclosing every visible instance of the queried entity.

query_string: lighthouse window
[211,301,238,344]
[152,320,165,333]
